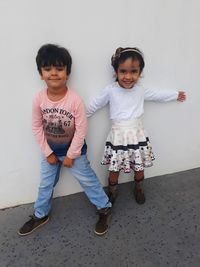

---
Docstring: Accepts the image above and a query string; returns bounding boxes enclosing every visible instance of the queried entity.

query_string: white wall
[0,0,200,209]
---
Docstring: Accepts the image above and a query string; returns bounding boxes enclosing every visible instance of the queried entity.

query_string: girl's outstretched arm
[144,88,185,102]
[144,88,178,102]
[86,87,109,117]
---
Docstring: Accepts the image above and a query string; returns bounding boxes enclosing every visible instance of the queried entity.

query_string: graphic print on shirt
[44,119,65,134]
[42,107,75,145]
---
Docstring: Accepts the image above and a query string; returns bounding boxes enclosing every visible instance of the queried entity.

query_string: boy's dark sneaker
[18,214,49,236]
[134,181,145,204]
[94,207,111,236]
[107,185,118,205]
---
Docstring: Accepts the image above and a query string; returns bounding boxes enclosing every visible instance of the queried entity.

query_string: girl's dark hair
[36,44,72,75]
[111,47,145,73]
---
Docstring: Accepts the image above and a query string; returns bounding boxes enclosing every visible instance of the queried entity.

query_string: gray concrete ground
[0,168,200,267]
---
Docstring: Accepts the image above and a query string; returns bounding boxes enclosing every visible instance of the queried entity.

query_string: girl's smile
[117,58,141,89]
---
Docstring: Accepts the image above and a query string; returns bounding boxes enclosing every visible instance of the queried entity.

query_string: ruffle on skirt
[101,117,155,173]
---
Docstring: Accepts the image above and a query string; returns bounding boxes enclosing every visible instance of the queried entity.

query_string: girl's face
[116,58,141,89]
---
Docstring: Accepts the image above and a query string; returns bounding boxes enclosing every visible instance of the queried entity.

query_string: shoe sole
[18,217,49,236]
[94,227,109,236]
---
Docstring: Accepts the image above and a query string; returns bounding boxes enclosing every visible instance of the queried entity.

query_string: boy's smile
[41,66,68,91]
[117,59,141,89]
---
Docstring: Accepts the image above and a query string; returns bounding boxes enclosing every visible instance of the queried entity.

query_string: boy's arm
[86,87,109,117]
[32,94,54,158]
[144,88,180,102]
[66,99,87,160]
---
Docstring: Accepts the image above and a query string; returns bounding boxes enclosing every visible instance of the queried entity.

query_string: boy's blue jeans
[34,154,111,218]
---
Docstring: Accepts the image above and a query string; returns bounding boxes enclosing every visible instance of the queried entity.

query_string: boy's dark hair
[36,44,72,75]
[111,47,145,74]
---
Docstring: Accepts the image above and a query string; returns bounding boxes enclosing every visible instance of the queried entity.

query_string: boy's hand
[177,91,186,102]
[63,156,73,168]
[46,153,58,165]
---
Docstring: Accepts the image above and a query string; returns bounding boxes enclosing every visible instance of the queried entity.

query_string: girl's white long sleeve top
[86,82,178,120]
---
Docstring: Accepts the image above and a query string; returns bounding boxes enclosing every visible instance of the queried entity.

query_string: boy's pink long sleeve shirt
[32,88,87,159]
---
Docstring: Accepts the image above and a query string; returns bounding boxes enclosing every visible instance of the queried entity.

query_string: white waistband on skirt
[111,116,143,128]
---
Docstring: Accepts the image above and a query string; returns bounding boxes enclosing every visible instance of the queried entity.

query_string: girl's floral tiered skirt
[101,117,155,173]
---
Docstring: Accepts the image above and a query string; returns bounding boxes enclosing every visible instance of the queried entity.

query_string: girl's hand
[63,156,73,168]
[177,91,186,102]
[47,153,58,165]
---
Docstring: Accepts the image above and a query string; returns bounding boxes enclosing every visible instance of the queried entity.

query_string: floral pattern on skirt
[101,118,155,173]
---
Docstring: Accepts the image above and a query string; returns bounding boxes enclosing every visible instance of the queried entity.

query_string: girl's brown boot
[107,183,118,205]
[134,177,145,204]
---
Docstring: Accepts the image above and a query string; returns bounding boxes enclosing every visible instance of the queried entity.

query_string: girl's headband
[111,48,144,66]
[119,48,143,58]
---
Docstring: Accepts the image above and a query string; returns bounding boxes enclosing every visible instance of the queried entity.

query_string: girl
[86,47,186,205]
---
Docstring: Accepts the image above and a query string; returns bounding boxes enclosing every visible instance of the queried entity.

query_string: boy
[18,44,111,236]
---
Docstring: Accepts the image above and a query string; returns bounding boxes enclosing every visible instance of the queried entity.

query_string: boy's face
[40,65,68,90]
